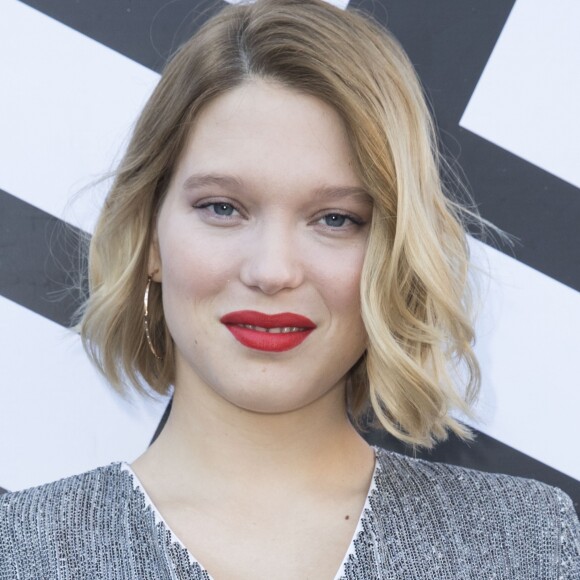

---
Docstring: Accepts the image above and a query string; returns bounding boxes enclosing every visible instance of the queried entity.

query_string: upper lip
[220,310,316,329]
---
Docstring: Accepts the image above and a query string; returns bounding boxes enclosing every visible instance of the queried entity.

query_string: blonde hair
[80,0,480,447]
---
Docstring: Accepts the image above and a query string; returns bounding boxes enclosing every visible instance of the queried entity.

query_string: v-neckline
[120,448,379,580]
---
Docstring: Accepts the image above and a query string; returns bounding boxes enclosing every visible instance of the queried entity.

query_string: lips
[220,310,316,352]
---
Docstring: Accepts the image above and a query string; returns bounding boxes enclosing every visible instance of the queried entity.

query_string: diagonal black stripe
[455,132,580,291]
[150,397,172,446]
[0,189,88,327]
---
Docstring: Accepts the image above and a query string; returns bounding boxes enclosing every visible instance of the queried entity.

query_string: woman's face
[150,80,372,414]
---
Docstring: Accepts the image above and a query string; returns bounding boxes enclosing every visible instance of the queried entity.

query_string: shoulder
[371,447,580,576]
[374,446,576,511]
[375,445,562,497]
[0,463,126,524]
[373,446,577,522]
[0,464,129,574]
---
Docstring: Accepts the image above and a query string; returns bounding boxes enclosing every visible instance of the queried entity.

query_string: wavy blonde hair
[80,0,481,447]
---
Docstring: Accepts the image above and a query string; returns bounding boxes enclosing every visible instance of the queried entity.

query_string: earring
[144,276,162,360]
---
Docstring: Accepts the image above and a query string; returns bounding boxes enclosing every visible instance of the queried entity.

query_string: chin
[217,379,341,416]
[227,393,312,415]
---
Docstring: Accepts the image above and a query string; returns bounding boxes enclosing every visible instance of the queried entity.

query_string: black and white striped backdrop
[1,0,578,515]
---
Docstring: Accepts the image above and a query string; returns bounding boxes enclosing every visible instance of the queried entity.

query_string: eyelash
[194,200,365,230]
[196,201,240,218]
[320,213,364,228]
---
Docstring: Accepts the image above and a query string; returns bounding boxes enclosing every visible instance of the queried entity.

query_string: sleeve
[555,487,580,579]
[0,498,18,580]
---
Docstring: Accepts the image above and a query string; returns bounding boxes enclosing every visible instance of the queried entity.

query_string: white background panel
[0,296,167,491]
[470,239,580,480]
[0,0,159,233]
[460,0,580,189]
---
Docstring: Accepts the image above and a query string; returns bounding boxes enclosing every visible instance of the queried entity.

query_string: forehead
[172,80,363,196]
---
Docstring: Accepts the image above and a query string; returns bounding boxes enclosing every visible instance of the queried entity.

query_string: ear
[148,228,162,282]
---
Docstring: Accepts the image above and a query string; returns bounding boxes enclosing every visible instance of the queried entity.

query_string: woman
[1,0,578,578]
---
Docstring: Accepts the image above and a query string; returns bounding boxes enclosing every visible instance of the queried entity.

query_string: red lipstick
[220,310,316,352]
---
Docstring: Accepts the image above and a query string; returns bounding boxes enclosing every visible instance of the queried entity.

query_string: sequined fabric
[1,448,579,579]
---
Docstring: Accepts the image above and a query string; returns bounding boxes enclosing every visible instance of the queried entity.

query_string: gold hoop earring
[144,276,162,360]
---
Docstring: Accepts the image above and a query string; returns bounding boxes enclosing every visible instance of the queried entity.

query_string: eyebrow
[182,173,243,191]
[182,173,373,205]
[312,185,374,205]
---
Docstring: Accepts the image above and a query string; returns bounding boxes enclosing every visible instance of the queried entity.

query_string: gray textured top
[1,448,579,579]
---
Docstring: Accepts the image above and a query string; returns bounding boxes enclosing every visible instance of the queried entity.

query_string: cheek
[159,231,237,303]
[311,245,365,317]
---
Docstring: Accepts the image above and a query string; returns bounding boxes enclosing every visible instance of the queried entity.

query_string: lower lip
[224,325,313,352]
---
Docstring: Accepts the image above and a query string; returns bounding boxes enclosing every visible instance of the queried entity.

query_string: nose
[239,222,304,295]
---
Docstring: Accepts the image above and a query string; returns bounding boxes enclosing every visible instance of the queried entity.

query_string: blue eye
[212,203,235,216]
[323,213,348,227]
[194,200,242,222]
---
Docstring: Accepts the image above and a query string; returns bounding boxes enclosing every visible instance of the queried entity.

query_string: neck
[133,373,372,497]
